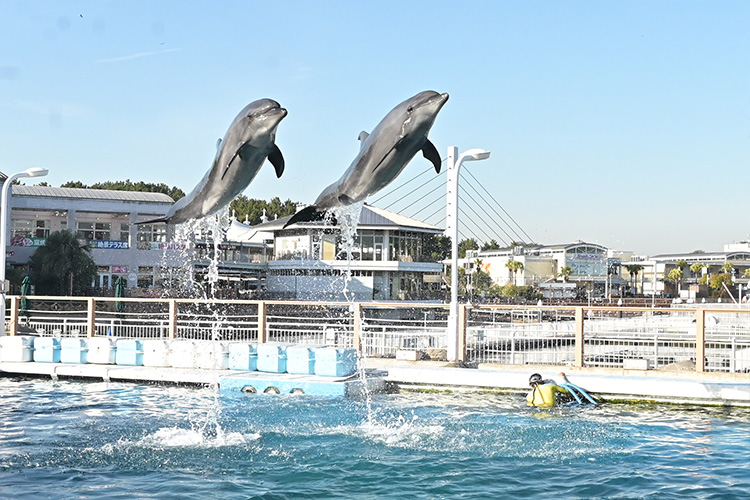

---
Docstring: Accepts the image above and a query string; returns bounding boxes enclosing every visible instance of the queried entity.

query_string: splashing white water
[137,426,259,448]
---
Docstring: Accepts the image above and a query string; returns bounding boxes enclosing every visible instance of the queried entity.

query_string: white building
[3,186,444,300]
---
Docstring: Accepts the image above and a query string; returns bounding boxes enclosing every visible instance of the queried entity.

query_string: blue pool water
[1,378,749,499]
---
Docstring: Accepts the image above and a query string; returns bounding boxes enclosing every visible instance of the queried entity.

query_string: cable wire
[464,168,533,242]
[459,172,516,244]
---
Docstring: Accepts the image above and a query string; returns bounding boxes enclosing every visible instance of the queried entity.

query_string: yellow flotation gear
[526,382,570,407]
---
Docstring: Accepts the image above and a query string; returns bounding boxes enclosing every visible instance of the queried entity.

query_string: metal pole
[0,174,21,333]
[446,146,459,361]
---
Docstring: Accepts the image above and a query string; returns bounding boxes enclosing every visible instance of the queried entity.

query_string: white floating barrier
[33,337,61,363]
[196,341,229,370]
[0,336,34,362]
[228,342,258,371]
[286,345,319,375]
[257,343,291,373]
[61,338,88,364]
[87,337,117,364]
[314,347,358,377]
[142,339,170,367]
[169,340,197,369]
[116,339,143,366]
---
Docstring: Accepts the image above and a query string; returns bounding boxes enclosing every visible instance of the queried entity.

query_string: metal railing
[4,296,750,373]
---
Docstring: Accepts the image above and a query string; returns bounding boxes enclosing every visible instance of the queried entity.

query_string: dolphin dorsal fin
[358,131,369,149]
[216,138,223,151]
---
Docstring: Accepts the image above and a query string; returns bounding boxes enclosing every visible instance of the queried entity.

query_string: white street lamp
[445,146,490,362]
[1,167,49,332]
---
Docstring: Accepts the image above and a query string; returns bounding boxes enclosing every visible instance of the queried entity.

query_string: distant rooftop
[11,185,175,203]
[254,204,442,232]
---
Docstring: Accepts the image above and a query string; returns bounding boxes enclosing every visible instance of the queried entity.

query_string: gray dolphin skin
[283,90,449,228]
[136,99,287,225]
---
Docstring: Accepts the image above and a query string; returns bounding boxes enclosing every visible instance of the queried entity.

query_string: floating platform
[220,370,385,397]
[0,361,387,397]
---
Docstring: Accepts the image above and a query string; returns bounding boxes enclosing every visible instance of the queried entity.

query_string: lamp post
[445,146,490,362]
[1,167,49,333]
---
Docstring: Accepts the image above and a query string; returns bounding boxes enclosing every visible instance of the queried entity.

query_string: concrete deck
[2,359,749,405]
[0,362,387,397]
[362,358,750,406]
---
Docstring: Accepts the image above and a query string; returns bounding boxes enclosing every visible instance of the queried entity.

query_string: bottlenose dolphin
[136,98,287,225]
[283,90,449,228]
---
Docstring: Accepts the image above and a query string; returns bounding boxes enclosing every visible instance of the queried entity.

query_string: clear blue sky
[2,1,748,256]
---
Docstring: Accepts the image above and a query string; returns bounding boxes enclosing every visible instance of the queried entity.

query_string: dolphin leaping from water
[283,90,449,228]
[136,98,287,225]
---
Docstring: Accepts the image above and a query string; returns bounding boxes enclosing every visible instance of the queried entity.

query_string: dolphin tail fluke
[282,205,329,229]
[133,216,170,225]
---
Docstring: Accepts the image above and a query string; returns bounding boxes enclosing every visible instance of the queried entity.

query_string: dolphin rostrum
[136,98,287,225]
[282,90,449,228]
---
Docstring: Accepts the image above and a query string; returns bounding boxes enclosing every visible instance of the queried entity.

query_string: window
[11,219,50,239]
[136,223,167,243]
[77,221,110,240]
[117,223,130,242]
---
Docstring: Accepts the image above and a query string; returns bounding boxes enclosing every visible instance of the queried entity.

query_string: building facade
[3,186,443,300]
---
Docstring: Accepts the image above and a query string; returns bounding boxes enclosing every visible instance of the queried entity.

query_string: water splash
[330,202,364,302]
[133,426,259,448]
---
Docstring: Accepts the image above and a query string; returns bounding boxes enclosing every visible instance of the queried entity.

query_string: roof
[253,204,442,232]
[224,218,273,245]
[11,185,175,203]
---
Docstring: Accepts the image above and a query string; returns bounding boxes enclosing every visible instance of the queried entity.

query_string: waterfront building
[457,241,624,298]
[2,186,443,300]
[623,241,750,299]
[252,205,444,301]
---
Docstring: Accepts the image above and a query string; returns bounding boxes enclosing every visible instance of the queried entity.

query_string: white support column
[446,146,459,361]
[444,146,490,362]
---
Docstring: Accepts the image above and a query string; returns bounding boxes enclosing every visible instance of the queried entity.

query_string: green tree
[676,259,687,271]
[558,266,573,282]
[229,196,298,225]
[721,262,734,274]
[709,273,733,298]
[481,239,501,251]
[505,260,524,284]
[423,234,451,263]
[28,230,97,295]
[60,179,186,201]
[625,264,644,292]
[690,262,705,279]
[458,238,479,258]
[666,268,683,295]
[743,269,750,279]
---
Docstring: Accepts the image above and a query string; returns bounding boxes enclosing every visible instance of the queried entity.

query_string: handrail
[5,295,750,373]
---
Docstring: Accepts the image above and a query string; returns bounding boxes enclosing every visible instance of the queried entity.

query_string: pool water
[1,378,749,499]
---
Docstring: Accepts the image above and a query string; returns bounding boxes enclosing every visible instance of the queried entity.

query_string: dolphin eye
[407,106,413,113]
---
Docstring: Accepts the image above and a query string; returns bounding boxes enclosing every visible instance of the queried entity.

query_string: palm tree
[690,262,704,281]
[625,264,644,294]
[558,266,573,283]
[667,268,683,295]
[505,260,524,285]
[28,230,97,295]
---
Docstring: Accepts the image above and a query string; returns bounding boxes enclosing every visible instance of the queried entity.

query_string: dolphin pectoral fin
[422,139,442,173]
[282,205,327,229]
[268,144,285,178]
[133,216,170,225]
